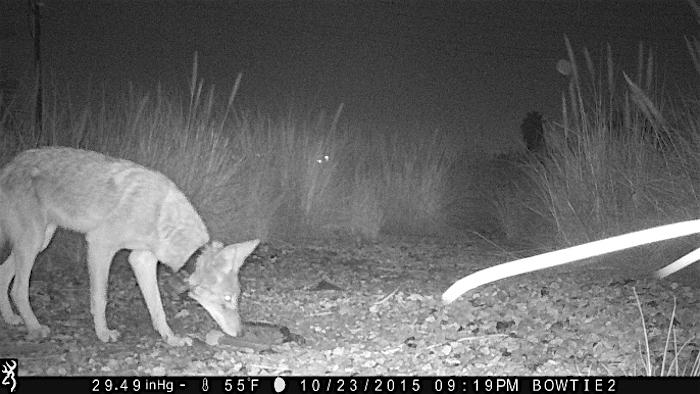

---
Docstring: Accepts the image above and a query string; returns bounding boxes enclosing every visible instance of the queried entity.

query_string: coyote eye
[223,294,239,307]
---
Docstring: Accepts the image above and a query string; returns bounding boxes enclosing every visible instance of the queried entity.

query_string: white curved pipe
[442,219,700,304]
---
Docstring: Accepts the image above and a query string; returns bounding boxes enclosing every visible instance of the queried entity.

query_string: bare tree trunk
[29,0,42,134]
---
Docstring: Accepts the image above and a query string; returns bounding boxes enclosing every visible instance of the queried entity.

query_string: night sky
[1,0,697,156]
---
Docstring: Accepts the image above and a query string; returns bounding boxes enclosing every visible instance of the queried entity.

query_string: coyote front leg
[86,238,120,343]
[129,250,192,346]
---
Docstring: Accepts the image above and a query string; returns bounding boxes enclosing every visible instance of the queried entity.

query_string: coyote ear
[218,239,260,273]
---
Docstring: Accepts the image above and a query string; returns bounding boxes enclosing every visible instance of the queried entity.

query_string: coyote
[0,147,259,346]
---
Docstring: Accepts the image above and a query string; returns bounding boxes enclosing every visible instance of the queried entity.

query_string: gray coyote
[0,147,258,346]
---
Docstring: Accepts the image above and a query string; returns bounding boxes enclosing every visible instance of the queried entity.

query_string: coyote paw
[3,313,22,326]
[96,328,121,343]
[166,335,193,347]
[25,324,50,340]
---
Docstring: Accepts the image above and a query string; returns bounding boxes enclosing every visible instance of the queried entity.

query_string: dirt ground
[1,233,699,376]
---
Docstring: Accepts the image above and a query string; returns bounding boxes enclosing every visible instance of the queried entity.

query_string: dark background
[1,0,697,156]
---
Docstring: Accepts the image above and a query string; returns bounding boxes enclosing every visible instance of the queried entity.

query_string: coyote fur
[0,147,259,346]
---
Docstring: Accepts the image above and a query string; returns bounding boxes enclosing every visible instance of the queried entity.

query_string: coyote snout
[0,147,259,346]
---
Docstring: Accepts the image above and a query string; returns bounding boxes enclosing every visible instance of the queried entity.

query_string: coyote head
[187,239,260,337]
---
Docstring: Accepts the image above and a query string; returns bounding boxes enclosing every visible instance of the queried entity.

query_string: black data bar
[2,376,698,394]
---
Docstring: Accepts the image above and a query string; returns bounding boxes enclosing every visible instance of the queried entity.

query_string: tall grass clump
[283,123,469,240]
[527,33,700,246]
[485,150,551,243]
[229,107,469,239]
[367,128,466,235]
[232,103,351,239]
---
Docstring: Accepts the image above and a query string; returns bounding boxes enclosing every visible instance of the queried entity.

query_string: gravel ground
[1,234,698,376]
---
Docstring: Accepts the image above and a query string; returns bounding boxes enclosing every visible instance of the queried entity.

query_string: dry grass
[633,288,700,376]
[0,54,471,243]
[522,33,699,247]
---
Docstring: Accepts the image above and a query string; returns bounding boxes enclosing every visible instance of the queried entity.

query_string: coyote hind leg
[0,256,21,325]
[10,224,56,339]
[1,220,56,335]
